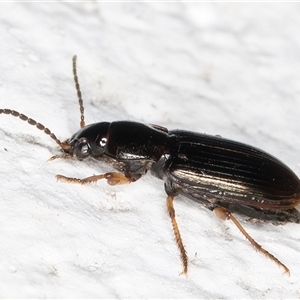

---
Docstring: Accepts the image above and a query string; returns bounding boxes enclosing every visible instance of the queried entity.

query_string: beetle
[1,56,299,275]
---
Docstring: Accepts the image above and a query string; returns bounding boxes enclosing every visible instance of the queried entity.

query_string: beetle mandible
[1,56,300,276]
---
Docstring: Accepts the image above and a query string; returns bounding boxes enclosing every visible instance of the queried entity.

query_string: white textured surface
[1,3,300,298]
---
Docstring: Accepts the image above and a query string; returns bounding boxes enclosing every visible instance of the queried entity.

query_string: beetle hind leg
[214,207,290,275]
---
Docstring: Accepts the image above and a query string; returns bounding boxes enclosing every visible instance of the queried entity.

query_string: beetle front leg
[214,207,290,275]
[56,172,141,186]
[167,194,188,275]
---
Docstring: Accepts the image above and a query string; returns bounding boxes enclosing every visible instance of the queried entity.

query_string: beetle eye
[80,143,89,155]
[99,137,107,147]
[74,138,90,158]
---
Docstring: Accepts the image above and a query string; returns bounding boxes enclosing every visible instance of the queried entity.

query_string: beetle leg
[56,172,134,186]
[167,194,188,275]
[47,153,73,161]
[214,207,290,275]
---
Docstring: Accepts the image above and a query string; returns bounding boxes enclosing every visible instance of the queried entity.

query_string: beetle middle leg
[167,194,188,275]
[56,172,137,186]
[214,207,290,275]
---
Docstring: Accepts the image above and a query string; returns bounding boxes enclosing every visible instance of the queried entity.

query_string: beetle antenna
[72,55,85,128]
[0,109,70,150]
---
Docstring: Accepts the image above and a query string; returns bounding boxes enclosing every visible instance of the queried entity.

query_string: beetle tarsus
[56,172,133,186]
[47,153,73,161]
[214,207,290,275]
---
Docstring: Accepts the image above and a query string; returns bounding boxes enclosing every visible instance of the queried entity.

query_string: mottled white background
[1,3,300,299]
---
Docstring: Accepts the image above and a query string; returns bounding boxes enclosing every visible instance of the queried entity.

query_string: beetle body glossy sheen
[66,121,300,224]
[152,130,300,223]
[2,55,299,275]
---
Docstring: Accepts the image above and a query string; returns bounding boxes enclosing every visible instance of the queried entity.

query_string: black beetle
[1,56,299,275]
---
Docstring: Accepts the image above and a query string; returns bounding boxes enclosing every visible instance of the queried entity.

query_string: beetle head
[62,122,110,160]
